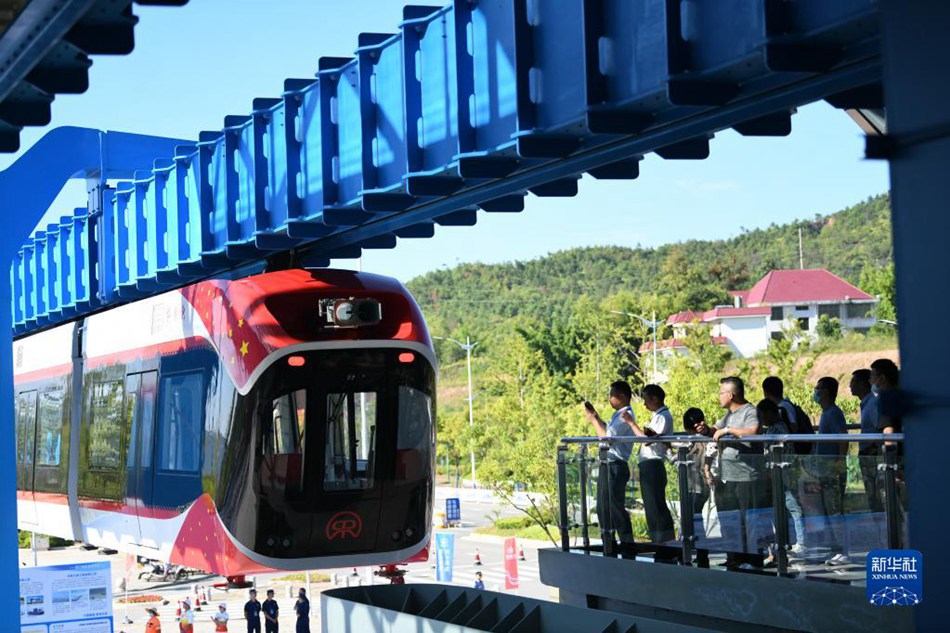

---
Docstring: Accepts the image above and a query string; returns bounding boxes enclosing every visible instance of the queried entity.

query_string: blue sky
[0,0,889,282]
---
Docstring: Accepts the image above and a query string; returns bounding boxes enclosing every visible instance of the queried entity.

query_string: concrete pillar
[880,1,950,628]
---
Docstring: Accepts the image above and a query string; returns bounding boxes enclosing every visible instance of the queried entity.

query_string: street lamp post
[434,335,478,486]
[611,310,664,383]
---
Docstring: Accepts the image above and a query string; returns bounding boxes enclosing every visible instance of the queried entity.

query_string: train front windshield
[220,348,435,564]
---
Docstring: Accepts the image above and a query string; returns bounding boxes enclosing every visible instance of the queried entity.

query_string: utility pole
[434,335,479,486]
[798,227,804,269]
[611,310,664,383]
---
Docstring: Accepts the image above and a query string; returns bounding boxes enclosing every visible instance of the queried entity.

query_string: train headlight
[318,298,382,328]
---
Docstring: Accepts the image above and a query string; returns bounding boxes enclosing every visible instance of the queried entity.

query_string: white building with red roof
[652,269,878,358]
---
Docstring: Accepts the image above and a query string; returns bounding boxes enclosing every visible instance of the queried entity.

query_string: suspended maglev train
[14,268,435,583]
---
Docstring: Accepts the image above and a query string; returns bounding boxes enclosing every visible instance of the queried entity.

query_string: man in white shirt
[621,384,675,545]
[584,381,635,548]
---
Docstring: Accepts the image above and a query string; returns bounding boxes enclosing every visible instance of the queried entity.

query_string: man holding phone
[583,380,635,552]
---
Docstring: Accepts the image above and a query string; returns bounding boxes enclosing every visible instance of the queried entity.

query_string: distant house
[644,269,878,359]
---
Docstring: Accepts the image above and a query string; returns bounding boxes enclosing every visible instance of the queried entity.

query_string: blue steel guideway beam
[7,0,884,333]
[1,127,189,329]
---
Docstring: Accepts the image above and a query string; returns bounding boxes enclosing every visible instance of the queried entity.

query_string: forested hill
[406,193,891,344]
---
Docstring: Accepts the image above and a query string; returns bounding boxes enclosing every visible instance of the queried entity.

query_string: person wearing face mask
[294,588,310,633]
[813,377,849,566]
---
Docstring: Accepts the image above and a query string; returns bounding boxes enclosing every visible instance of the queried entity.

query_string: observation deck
[540,433,911,632]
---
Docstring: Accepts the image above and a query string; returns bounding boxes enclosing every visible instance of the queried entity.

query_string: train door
[125,372,158,545]
[16,390,38,526]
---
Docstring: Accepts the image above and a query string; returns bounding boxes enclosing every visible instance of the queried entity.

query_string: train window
[324,392,376,491]
[88,381,125,470]
[16,391,37,466]
[158,373,203,473]
[396,386,433,483]
[36,387,64,466]
[267,389,306,455]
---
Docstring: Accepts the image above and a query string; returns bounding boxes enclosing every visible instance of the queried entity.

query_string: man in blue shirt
[244,589,262,633]
[814,377,849,566]
[262,589,279,633]
[474,571,485,590]
[584,380,635,552]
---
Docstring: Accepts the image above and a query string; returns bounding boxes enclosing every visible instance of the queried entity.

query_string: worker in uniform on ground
[295,588,311,633]
[179,599,195,633]
[212,603,230,632]
[145,606,161,632]
[474,571,485,590]
[244,589,262,633]
[262,589,279,633]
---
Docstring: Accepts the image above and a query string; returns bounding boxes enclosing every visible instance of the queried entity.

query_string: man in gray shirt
[584,380,635,550]
[712,376,767,566]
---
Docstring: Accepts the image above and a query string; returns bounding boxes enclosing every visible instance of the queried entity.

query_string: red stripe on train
[19,490,182,520]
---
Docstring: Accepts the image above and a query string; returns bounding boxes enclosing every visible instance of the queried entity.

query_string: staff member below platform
[583,380,635,550]
[179,599,195,633]
[145,606,161,632]
[295,588,311,633]
[262,589,279,633]
[213,603,230,632]
[245,589,262,633]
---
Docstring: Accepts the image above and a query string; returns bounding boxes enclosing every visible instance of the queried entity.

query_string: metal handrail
[560,433,904,444]
[555,432,906,575]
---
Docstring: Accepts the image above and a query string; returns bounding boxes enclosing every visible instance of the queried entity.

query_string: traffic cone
[518,544,526,561]
[474,549,482,566]
[175,602,181,621]
[351,567,359,577]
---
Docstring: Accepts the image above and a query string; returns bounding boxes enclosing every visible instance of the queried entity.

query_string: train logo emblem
[326,511,363,540]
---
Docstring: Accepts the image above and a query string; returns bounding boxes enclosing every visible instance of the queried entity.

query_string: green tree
[816,314,843,339]
[859,261,897,324]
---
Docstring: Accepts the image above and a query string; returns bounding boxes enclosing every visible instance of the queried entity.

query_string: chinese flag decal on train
[181,281,273,389]
[169,494,265,576]
[326,511,363,541]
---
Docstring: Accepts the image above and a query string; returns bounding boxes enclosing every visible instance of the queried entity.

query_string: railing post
[882,444,901,550]
[556,444,571,552]
[598,443,617,558]
[675,445,693,566]
[579,444,591,553]
[768,443,789,575]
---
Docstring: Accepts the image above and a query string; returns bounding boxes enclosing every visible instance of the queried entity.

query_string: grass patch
[476,510,652,542]
[815,332,898,354]
[272,572,331,583]
[474,522,557,542]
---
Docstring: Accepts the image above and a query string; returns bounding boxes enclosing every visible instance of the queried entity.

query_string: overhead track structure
[7,0,885,335]
[0,0,188,153]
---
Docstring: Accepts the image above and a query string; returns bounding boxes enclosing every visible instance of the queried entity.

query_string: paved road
[18,492,555,631]
[320,498,557,601]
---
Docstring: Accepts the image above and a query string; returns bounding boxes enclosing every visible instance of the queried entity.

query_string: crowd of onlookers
[583,358,903,568]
